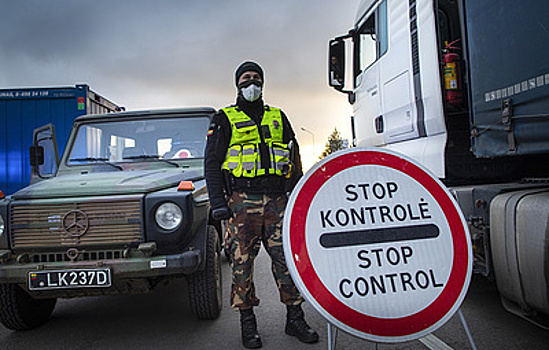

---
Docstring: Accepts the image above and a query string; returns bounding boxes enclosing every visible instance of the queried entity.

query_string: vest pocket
[271,143,290,175]
[241,144,257,177]
[225,145,243,177]
[233,124,257,143]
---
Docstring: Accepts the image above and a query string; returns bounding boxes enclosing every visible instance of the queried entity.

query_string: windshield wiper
[123,155,180,168]
[69,157,123,170]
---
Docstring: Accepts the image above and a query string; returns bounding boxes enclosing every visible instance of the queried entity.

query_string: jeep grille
[29,250,125,263]
[10,196,143,251]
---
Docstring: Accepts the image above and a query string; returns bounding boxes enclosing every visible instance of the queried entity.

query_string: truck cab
[0,108,222,330]
[329,0,549,184]
[329,0,549,327]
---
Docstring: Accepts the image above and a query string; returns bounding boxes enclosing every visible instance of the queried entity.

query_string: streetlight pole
[300,126,315,160]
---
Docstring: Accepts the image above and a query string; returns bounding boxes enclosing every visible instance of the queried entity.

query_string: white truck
[328,0,549,327]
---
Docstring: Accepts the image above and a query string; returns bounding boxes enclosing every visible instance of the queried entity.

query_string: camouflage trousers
[227,191,304,310]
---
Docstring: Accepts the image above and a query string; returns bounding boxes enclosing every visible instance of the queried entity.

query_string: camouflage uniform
[227,191,303,309]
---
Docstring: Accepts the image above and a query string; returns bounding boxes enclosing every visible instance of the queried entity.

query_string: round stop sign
[283,148,472,342]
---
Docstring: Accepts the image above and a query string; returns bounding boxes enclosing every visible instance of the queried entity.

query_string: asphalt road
[0,249,547,350]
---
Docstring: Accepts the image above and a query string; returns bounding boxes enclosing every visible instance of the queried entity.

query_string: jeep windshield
[67,116,209,170]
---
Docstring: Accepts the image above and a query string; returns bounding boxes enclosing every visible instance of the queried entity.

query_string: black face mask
[237,79,263,90]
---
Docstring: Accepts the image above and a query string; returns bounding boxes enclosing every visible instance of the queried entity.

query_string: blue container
[0,84,122,194]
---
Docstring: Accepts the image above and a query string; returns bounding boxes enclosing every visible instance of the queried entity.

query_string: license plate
[28,268,112,290]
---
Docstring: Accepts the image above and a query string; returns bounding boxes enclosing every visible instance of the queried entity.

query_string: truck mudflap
[490,189,549,328]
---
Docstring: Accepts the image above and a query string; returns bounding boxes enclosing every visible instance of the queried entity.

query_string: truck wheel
[0,284,57,330]
[187,224,222,319]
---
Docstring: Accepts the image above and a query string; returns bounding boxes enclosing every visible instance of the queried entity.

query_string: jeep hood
[12,169,203,200]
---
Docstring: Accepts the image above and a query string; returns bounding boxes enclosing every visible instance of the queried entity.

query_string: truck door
[352,2,385,147]
[356,0,427,147]
[30,124,59,184]
[377,0,418,144]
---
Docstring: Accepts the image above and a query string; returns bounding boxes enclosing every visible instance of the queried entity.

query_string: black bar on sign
[319,224,440,248]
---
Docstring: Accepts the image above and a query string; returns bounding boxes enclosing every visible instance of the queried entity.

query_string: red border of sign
[288,150,469,337]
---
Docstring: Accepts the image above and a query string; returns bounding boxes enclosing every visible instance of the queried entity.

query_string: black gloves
[212,206,233,220]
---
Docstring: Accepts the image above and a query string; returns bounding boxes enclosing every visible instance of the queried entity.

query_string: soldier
[204,61,318,349]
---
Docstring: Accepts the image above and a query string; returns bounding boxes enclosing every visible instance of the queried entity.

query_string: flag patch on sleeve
[207,122,216,137]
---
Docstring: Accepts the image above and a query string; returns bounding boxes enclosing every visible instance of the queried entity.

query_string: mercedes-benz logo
[62,209,89,237]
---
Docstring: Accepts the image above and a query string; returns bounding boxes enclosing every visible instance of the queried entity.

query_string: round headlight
[155,202,182,231]
[0,215,4,236]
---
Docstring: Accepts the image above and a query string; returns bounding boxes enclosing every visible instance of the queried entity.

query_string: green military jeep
[0,108,222,330]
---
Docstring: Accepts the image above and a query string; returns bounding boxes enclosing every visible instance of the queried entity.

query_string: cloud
[0,0,358,157]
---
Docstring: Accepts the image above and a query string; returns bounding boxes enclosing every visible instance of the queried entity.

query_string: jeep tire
[187,224,222,319]
[0,283,57,330]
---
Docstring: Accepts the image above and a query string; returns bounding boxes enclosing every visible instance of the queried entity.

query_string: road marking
[419,334,454,350]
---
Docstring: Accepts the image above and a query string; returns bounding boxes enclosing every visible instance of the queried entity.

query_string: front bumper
[0,249,202,296]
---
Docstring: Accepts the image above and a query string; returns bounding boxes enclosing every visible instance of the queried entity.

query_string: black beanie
[235,61,264,86]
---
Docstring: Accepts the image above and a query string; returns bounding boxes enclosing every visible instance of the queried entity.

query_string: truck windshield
[67,116,209,167]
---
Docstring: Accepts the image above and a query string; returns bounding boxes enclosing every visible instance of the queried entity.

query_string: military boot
[240,308,262,349]
[285,305,319,343]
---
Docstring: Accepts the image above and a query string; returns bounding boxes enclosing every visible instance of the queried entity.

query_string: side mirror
[329,39,346,90]
[30,124,59,184]
[30,145,45,167]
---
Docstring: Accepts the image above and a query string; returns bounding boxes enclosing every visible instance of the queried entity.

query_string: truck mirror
[30,145,45,167]
[329,39,346,90]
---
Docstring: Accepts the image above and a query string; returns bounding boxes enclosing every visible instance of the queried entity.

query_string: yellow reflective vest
[222,106,290,178]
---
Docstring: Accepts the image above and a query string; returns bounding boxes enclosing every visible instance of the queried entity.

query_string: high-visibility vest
[222,106,290,178]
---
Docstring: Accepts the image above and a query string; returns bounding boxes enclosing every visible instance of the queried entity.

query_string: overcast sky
[0,0,359,169]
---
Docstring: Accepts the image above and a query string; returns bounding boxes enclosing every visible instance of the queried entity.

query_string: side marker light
[177,181,194,191]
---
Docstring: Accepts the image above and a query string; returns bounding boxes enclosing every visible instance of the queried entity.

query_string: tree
[320,127,345,159]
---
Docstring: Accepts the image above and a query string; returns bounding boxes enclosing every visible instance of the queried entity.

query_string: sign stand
[458,309,478,350]
[327,322,337,350]
[327,308,477,349]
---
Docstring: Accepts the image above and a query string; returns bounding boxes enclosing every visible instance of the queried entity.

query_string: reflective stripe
[274,149,289,157]
[242,148,255,155]
[242,162,255,170]
[268,147,276,170]
[227,161,239,169]
[229,149,240,157]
